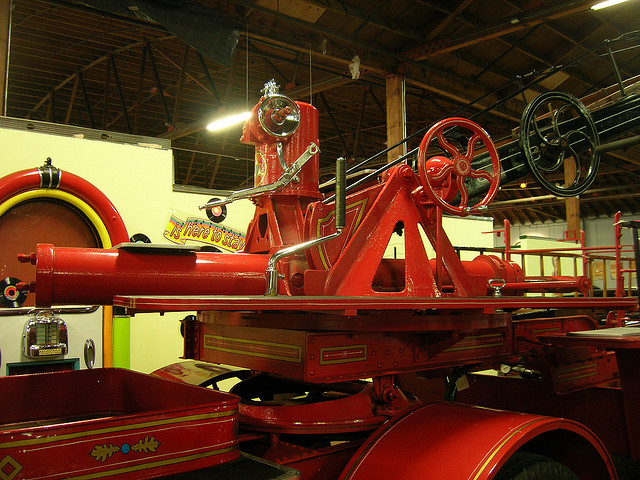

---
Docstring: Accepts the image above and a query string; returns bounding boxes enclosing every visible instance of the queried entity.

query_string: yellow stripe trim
[532,328,560,339]
[0,410,236,449]
[556,364,596,374]
[555,363,597,383]
[316,198,368,269]
[473,418,547,480]
[66,445,238,480]
[204,335,302,363]
[555,372,597,383]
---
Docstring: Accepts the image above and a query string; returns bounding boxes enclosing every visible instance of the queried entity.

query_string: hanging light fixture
[591,0,631,10]
[206,111,252,131]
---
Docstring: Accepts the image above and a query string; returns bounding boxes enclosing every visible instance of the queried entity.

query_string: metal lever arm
[200,143,319,210]
[266,157,347,295]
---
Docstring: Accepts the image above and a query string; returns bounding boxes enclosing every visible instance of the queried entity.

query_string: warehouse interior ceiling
[5,0,640,226]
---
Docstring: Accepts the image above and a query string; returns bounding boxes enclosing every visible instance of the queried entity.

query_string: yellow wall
[0,121,256,374]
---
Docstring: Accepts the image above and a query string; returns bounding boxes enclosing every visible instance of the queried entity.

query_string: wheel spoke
[469,169,493,181]
[437,130,462,158]
[456,175,468,209]
[551,106,566,138]
[465,133,482,160]
[566,129,595,154]
[533,119,560,148]
[430,161,455,182]
[536,149,565,173]
[565,147,582,188]
[554,104,580,137]
[520,91,600,197]
[419,117,500,215]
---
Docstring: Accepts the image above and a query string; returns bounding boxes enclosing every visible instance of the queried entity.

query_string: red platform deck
[0,368,239,480]
[112,294,638,315]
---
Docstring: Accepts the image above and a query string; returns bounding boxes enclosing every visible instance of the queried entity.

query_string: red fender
[0,166,128,245]
[339,402,615,480]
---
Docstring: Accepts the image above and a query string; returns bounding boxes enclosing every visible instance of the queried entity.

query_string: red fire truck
[2,62,640,479]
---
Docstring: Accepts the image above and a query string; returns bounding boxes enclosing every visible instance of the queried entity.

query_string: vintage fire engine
[3,68,640,480]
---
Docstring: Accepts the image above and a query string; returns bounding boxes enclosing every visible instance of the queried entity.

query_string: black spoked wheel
[494,452,579,480]
[519,91,599,197]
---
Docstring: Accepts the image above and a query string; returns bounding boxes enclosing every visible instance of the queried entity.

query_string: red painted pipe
[373,255,525,295]
[26,243,533,307]
[26,244,269,307]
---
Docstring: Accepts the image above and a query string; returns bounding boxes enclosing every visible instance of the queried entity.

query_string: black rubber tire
[494,452,579,480]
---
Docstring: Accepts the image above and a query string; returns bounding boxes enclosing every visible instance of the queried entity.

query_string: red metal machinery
[9,77,640,480]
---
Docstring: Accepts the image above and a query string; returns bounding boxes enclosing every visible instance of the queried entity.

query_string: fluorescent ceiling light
[206,111,251,131]
[591,0,630,10]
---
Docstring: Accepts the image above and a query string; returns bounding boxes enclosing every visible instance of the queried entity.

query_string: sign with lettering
[163,212,246,252]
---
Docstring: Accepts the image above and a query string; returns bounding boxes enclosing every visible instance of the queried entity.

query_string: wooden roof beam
[403,1,594,60]
[297,0,426,41]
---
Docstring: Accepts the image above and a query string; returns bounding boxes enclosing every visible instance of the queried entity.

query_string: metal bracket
[489,278,506,297]
[277,142,298,182]
[200,142,319,210]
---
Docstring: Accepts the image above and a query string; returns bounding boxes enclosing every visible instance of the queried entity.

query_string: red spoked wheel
[417,117,500,216]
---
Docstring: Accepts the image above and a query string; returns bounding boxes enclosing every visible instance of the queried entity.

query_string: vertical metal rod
[319,91,349,154]
[539,255,545,297]
[517,76,528,106]
[64,74,79,125]
[335,157,346,229]
[195,51,223,105]
[0,0,11,117]
[352,88,368,159]
[606,40,626,97]
[172,44,190,127]
[436,208,443,291]
[47,88,56,123]
[134,46,147,135]
[632,228,640,306]
[102,58,111,128]
[504,219,511,262]
[146,43,171,125]
[78,71,96,129]
[368,87,385,115]
[615,212,624,298]
[109,55,132,133]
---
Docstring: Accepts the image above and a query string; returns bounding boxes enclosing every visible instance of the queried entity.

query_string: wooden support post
[0,0,10,116]
[386,72,406,163]
[565,197,580,239]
